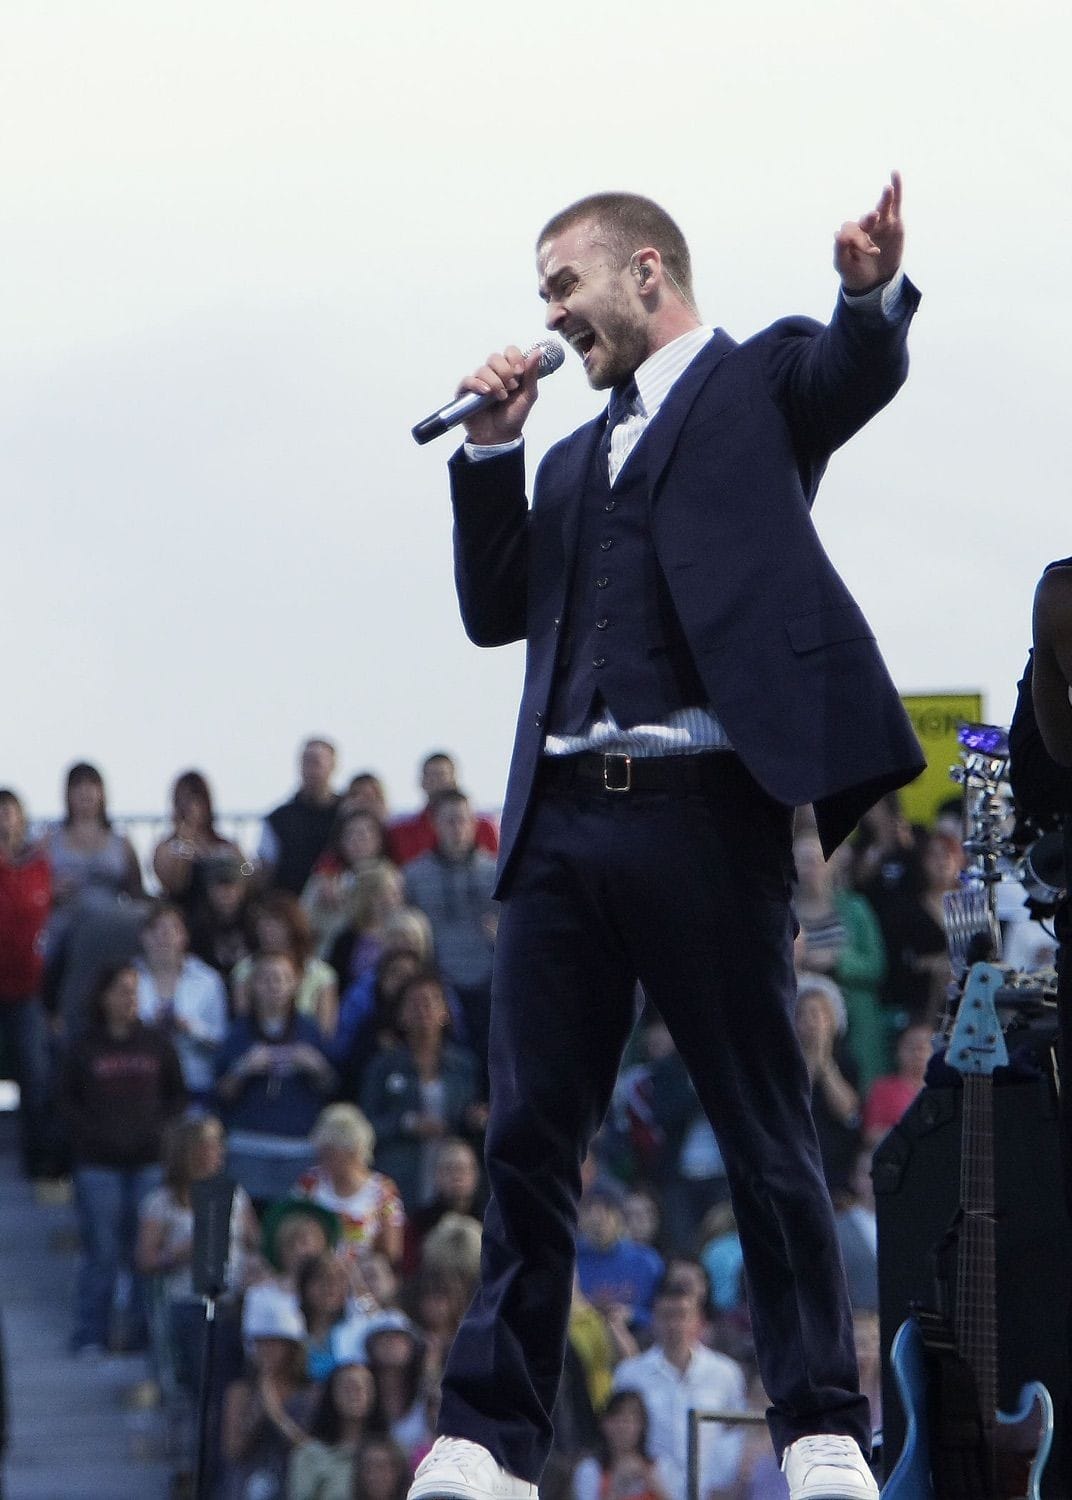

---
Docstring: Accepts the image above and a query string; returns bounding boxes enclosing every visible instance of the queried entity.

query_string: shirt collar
[633,326,714,420]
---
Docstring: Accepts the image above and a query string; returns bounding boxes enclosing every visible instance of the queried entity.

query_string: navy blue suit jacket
[449,283,926,893]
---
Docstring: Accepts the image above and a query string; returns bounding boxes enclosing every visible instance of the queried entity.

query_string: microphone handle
[411,388,491,446]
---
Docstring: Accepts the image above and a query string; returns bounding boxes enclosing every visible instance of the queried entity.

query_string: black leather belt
[538,750,732,795]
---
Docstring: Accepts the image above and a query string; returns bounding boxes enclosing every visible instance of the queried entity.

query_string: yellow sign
[898,692,985,827]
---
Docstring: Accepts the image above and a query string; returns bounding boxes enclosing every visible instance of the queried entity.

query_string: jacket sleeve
[761,277,922,471]
[1009,651,1072,822]
[448,444,531,646]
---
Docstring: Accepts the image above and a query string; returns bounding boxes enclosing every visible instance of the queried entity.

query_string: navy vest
[546,426,708,735]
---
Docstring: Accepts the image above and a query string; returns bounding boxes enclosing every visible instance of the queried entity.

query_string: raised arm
[765,172,917,467]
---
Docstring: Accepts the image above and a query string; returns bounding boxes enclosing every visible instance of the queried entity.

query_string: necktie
[607,376,640,432]
[604,377,642,483]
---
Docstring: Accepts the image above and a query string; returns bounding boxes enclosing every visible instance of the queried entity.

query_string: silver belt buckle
[603,753,632,792]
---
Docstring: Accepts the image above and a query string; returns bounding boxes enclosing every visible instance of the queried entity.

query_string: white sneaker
[408,1438,538,1500]
[780,1435,879,1500]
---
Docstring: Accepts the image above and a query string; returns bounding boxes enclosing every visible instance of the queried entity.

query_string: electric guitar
[883,962,1054,1499]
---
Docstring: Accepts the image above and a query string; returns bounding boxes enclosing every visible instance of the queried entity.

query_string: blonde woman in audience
[293,1104,406,1269]
[302,808,397,958]
[136,1114,259,1463]
[136,1113,259,1330]
[326,865,411,989]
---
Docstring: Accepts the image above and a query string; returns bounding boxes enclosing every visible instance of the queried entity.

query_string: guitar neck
[955,1072,998,1434]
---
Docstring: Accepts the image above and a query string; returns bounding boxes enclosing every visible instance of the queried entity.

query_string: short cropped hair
[537,192,694,303]
[312,1102,377,1163]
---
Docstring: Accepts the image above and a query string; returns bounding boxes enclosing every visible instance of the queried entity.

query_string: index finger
[889,169,903,215]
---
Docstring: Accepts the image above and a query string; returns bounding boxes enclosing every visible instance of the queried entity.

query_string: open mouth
[567,328,596,363]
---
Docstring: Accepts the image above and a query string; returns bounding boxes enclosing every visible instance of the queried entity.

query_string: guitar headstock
[945,961,1010,1078]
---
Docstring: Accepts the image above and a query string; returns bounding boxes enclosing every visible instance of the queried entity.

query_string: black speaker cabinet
[874,1071,1070,1495]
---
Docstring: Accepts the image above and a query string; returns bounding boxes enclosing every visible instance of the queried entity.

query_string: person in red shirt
[386,753,499,866]
[861,1021,931,1146]
[0,788,53,1178]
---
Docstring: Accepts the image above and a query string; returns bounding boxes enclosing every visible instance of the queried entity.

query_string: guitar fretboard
[955,1072,998,1438]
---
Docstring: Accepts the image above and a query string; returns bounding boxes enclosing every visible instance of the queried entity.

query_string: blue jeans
[72,1162,161,1351]
[0,997,52,1176]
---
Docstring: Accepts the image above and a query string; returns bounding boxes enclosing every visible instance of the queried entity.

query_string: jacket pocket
[785,604,874,655]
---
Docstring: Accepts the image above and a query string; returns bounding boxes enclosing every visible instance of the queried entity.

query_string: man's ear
[629,247,661,290]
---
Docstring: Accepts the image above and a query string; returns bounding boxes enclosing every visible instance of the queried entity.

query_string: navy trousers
[437,756,869,1478]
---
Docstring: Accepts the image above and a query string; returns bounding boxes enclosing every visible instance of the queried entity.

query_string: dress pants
[437,755,869,1479]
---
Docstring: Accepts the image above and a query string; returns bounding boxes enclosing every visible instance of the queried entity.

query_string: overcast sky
[2,0,1068,822]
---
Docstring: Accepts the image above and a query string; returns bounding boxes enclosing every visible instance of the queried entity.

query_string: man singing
[410,176,924,1500]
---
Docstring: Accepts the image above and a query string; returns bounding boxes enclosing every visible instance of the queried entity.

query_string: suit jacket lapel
[542,326,735,577]
[542,414,604,564]
[643,328,737,493]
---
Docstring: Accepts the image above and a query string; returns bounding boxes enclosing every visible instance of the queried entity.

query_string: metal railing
[30,812,266,895]
[686,1407,768,1500]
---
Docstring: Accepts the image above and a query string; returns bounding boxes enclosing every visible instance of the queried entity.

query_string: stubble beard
[586,290,649,391]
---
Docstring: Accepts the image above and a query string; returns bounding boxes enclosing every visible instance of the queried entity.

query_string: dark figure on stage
[409,178,924,1500]
[1009,557,1072,1493]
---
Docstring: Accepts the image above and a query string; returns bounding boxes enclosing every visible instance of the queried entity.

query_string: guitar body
[883,965,1058,1496]
[883,1317,932,1499]
[884,1312,1054,1499]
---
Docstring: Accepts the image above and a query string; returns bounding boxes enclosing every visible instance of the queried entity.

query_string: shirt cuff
[840,267,906,321]
[463,437,524,462]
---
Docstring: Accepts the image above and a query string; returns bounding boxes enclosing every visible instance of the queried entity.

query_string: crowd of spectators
[0,740,975,1500]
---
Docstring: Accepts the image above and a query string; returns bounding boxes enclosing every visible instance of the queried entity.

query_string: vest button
[600,540,613,551]
[596,618,609,630]
[595,576,609,588]
[592,657,606,668]
[535,711,544,728]
[604,501,616,513]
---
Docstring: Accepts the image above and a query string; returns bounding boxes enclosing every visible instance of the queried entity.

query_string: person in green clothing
[792,832,888,1090]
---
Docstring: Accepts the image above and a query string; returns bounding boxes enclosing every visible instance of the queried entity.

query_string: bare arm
[376,1216,404,1268]
[122,837,146,900]
[221,1380,259,1462]
[153,834,194,895]
[135,1214,189,1276]
[313,974,339,1039]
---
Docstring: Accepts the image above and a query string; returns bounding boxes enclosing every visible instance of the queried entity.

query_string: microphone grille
[525,338,566,379]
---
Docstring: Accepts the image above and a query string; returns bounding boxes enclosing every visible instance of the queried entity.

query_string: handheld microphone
[411,338,565,445]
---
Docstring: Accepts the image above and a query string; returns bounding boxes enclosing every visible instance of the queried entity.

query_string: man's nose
[544,300,566,331]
